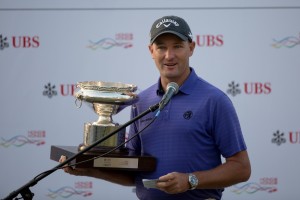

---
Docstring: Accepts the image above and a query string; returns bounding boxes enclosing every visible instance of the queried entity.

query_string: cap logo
[156,18,179,29]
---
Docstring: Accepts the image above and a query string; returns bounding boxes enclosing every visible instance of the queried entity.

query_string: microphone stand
[2,103,159,200]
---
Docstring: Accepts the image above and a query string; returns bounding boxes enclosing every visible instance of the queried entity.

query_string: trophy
[50,81,156,171]
[74,81,138,152]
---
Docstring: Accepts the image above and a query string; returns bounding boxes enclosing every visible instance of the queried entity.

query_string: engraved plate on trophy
[93,157,139,169]
[74,81,138,152]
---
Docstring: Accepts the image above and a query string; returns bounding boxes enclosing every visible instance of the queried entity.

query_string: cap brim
[150,31,188,44]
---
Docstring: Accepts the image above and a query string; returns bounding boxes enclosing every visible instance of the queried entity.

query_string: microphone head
[167,82,179,94]
[158,82,179,112]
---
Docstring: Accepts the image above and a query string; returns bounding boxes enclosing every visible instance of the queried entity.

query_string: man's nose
[165,48,175,59]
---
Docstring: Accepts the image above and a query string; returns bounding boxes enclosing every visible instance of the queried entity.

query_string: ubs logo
[43,83,76,98]
[0,34,9,50]
[195,34,224,47]
[272,130,300,145]
[227,81,271,97]
[0,34,40,50]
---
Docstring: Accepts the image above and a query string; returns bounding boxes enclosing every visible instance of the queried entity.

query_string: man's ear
[189,41,196,57]
[148,44,154,59]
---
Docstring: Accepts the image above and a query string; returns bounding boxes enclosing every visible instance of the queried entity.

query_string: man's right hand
[59,155,96,176]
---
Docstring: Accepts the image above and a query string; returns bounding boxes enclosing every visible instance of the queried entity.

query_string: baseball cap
[150,15,193,44]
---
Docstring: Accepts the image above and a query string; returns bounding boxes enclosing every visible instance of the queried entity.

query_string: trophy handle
[75,98,83,108]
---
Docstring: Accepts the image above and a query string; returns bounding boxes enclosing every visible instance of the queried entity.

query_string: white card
[142,179,159,189]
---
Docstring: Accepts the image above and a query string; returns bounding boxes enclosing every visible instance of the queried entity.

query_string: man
[60,15,251,200]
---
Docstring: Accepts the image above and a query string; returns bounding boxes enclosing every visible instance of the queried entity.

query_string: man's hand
[156,172,190,194]
[59,155,96,176]
[58,155,136,186]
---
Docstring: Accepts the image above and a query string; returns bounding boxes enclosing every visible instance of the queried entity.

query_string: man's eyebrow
[154,40,185,45]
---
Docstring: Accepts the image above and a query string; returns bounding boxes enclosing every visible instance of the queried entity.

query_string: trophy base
[50,145,156,171]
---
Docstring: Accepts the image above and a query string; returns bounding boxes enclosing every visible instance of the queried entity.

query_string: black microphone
[158,82,179,111]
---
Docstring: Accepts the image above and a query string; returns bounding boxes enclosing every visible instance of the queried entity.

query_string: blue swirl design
[0,135,45,147]
[272,33,300,48]
[47,186,92,199]
[87,38,133,50]
[232,182,277,194]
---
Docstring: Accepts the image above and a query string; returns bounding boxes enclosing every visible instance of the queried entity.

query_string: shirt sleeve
[212,93,247,158]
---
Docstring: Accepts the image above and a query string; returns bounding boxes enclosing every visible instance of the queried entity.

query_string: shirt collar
[156,80,164,96]
[156,67,198,96]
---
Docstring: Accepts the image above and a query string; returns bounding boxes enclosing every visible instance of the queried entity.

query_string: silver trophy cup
[74,81,138,152]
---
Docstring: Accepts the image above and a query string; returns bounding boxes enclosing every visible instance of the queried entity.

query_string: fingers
[156,172,189,194]
[58,155,67,163]
[158,172,175,182]
[58,155,93,176]
[59,155,74,174]
[156,179,178,194]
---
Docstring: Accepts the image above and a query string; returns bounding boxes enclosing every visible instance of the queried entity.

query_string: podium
[50,145,156,171]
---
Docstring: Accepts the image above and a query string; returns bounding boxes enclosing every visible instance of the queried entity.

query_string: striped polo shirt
[127,67,247,200]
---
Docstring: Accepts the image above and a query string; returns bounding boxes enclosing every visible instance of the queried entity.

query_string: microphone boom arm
[1,103,159,200]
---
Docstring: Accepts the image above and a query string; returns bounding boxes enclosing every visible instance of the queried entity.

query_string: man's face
[149,33,195,85]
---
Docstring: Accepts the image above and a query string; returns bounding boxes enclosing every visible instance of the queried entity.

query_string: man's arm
[195,150,251,188]
[59,155,135,186]
[156,150,251,194]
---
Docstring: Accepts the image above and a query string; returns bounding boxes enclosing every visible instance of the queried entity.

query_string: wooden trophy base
[50,145,156,171]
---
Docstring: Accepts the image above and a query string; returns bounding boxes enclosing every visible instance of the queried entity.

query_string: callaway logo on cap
[150,15,193,44]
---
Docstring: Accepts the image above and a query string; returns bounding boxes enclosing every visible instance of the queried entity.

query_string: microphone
[158,82,179,111]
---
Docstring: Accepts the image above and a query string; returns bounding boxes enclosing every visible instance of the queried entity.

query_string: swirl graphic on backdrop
[46,186,92,199]
[232,182,277,194]
[0,135,45,147]
[87,38,133,50]
[272,33,300,48]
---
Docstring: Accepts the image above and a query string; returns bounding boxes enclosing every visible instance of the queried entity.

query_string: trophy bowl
[75,81,138,152]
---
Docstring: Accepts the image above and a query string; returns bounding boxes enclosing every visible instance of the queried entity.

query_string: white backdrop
[1,0,300,199]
